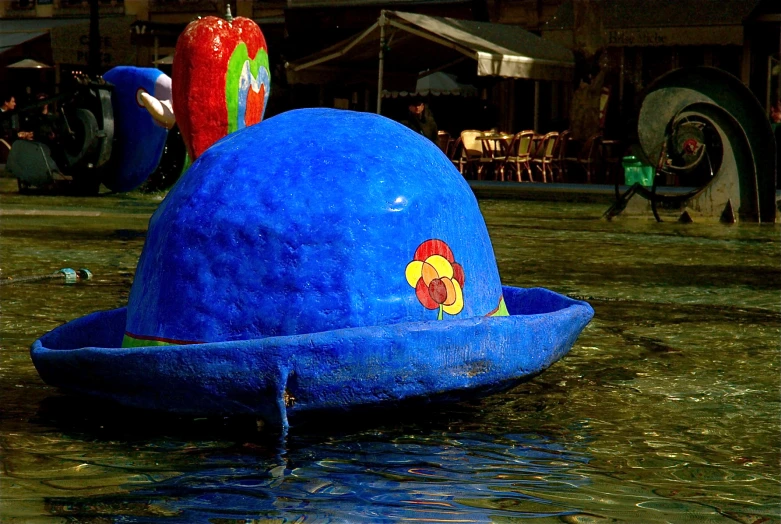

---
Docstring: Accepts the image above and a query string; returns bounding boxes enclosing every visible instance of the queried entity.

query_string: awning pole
[533,80,540,132]
[377,11,386,114]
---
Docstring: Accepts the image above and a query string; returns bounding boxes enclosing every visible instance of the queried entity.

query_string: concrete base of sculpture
[31,286,592,429]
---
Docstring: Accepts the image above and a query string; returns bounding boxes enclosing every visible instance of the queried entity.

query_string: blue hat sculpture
[31,108,593,429]
[101,66,173,192]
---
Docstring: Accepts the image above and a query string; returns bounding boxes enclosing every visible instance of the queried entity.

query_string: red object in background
[245,84,265,127]
[172,16,267,161]
[683,138,700,155]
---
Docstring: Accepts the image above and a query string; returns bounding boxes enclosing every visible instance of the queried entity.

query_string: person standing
[401,97,438,143]
[28,93,58,143]
[1,92,24,165]
[1,92,20,144]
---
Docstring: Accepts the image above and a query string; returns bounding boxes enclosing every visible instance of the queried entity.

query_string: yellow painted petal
[405,260,423,287]
[425,254,453,279]
[421,261,439,286]
[441,277,457,306]
[442,278,463,315]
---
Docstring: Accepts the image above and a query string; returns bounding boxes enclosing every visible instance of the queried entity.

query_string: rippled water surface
[1,182,779,523]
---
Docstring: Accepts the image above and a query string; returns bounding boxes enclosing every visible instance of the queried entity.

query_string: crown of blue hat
[123,108,508,346]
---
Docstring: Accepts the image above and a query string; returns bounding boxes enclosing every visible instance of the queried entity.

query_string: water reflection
[2,187,779,523]
[33,398,592,523]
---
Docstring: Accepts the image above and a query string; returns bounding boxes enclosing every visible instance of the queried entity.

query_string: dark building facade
[542,0,776,140]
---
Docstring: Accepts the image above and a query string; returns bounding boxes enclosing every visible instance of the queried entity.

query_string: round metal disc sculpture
[610,66,777,223]
[31,109,593,429]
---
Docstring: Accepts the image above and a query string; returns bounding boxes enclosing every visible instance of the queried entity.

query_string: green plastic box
[622,156,655,186]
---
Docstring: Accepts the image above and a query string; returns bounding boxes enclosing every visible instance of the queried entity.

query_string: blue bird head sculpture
[102,66,175,192]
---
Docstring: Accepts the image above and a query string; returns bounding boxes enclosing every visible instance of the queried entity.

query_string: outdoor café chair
[600,137,623,184]
[500,130,535,182]
[554,129,572,182]
[450,136,466,173]
[0,138,10,165]
[530,131,559,183]
[479,131,514,181]
[437,130,453,156]
[575,133,603,184]
[453,130,489,179]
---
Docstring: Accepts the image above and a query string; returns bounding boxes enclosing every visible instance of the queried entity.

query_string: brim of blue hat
[31,286,593,428]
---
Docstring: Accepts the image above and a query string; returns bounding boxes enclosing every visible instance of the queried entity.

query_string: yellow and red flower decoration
[405,239,464,320]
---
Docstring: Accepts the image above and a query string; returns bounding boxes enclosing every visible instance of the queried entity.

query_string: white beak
[140,91,176,130]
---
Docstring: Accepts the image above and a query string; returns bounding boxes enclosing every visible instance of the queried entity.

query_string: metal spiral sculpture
[610,67,777,223]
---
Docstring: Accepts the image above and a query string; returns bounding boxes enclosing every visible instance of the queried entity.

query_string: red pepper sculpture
[172,15,270,160]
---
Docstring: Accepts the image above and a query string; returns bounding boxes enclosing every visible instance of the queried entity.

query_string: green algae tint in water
[0,183,779,523]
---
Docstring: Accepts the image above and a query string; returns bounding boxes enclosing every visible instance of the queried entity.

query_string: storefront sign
[544,26,743,49]
[605,26,742,47]
[607,30,665,46]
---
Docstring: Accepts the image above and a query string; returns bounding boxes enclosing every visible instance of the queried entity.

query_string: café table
[477,132,514,181]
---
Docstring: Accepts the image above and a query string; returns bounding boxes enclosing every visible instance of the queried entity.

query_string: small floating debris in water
[0,268,92,286]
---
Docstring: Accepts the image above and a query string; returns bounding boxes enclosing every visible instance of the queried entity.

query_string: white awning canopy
[153,54,174,65]
[286,10,575,88]
[7,58,53,69]
[382,71,478,98]
[0,32,47,55]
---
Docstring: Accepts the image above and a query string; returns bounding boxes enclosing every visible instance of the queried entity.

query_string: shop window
[10,0,35,9]
[769,55,780,113]
[712,47,741,79]
[642,47,674,86]
[61,0,123,5]
[677,47,705,69]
